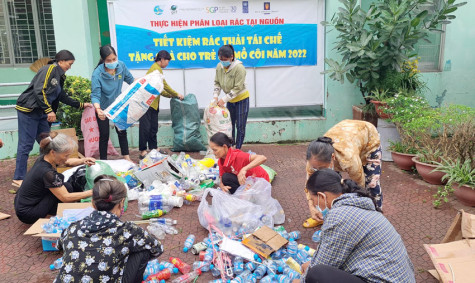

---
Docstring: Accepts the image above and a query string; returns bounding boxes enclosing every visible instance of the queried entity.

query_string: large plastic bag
[105,70,164,130]
[203,101,232,141]
[81,106,119,157]
[170,94,206,152]
[198,188,272,237]
[67,165,87,192]
[260,164,277,183]
[234,177,285,225]
[85,161,126,190]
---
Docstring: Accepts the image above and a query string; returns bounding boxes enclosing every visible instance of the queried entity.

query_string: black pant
[139,107,159,151]
[305,265,366,283]
[122,250,151,283]
[96,112,129,159]
[222,173,241,194]
[15,182,76,224]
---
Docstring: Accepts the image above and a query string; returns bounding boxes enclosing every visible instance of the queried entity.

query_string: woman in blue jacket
[91,45,134,161]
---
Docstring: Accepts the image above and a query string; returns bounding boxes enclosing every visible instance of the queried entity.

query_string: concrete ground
[0,143,473,282]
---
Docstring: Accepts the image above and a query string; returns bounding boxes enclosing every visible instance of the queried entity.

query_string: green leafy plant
[322,0,466,103]
[388,140,418,154]
[56,76,92,138]
[432,185,454,208]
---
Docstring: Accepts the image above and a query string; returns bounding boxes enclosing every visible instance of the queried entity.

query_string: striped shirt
[304,193,415,283]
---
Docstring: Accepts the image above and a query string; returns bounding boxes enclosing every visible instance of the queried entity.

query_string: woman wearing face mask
[13,50,92,188]
[302,119,382,228]
[213,44,250,149]
[91,44,134,161]
[14,132,95,224]
[299,169,415,283]
[138,50,184,159]
[209,132,268,194]
[55,175,163,283]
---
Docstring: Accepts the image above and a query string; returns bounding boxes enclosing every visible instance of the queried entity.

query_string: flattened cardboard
[242,226,288,258]
[426,210,475,282]
[461,210,475,239]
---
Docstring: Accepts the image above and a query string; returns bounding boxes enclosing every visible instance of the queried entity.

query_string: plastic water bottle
[208,280,224,283]
[271,248,284,260]
[233,256,244,275]
[210,265,221,277]
[253,264,267,279]
[150,218,177,225]
[169,257,191,274]
[142,209,167,220]
[171,269,202,283]
[147,225,166,240]
[298,244,316,257]
[276,274,291,283]
[296,248,310,264]
[245,261,256,271]
[261,275,275,283]
[287,239,298,259]
[312,230,322,243]
[192,261,210,272]
[183,234,195,252]
[145,268,171,281]
[161,262,179,274]
[49,257,63,270]
[288,231,301,240]
[204,248,214,262]
[143,259,161,280]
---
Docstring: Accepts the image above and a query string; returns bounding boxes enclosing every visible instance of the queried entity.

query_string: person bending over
[209,132,268,194]
[55,175,163,283]
[298,169,415,283]
[14,132,95,224]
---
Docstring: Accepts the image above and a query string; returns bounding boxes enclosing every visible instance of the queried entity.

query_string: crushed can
[191,242,208,255]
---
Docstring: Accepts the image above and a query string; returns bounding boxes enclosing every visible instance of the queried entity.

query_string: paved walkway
[0,144,472,282]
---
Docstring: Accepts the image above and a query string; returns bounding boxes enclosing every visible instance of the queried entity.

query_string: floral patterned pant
[364,146,383,208]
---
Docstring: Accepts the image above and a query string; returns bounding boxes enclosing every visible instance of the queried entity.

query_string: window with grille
[0,0,56,66]
[414,30,444,72]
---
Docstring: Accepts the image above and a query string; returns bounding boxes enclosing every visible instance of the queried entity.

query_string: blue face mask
[316,193,329,219]
[220,60,231,68]
[105,60,118,70]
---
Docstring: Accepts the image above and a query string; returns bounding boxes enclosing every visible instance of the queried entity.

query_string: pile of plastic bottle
[142,226,318,283]
[41,216,77,234]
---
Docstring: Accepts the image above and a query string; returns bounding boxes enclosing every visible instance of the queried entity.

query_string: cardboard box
[424,210,475,283]
[242,226,288,258]
[24,203,92,251]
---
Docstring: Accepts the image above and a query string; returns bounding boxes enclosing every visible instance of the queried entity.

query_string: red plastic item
[144,268,171,281]
[169,257,191,274]
[199,250,206,261]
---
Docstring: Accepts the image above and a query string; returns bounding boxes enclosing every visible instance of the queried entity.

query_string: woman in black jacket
[13,50,92,187]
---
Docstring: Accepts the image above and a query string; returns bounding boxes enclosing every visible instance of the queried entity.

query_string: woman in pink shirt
[209,132,269,194]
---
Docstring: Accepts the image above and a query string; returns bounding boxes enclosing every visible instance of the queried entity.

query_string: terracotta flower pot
[453,183,475,207]
[352,105,378,128]
[370,100,391,119]
[412,156,447,185]
[391,151,416,171]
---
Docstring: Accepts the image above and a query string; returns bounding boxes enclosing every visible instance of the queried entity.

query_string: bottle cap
[278,266,283,273]
[183,247,188,252]
[49,264,55,270]
[159,264,165,270]
[172,268,179,274]
[210,264,215,269]
[289,238,295,241]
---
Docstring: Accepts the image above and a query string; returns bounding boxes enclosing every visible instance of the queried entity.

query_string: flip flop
[303,217,323,228]
[11,180,22,188]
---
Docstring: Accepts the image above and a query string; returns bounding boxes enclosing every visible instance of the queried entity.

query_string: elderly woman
[55,175,163,283]
[303,119,382,228]
[14,132,95,224]
[299,169,415,283]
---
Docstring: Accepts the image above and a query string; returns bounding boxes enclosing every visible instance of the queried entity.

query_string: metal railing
[0,82,29,120]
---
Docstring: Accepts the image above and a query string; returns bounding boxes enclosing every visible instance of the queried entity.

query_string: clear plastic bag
[197,188,266,237]
[234,177,285,225]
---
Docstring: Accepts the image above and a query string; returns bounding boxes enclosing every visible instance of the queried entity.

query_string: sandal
[11,180,22,188]
[303,217,323,228]
[139,154,146,160]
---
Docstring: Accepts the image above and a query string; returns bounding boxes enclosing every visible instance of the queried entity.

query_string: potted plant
[56,76,92,155]
[434,158,475,206]
[367,89,391,119]
[352,103,378,127]
[388,141,418,171]
[322,0,465,107]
